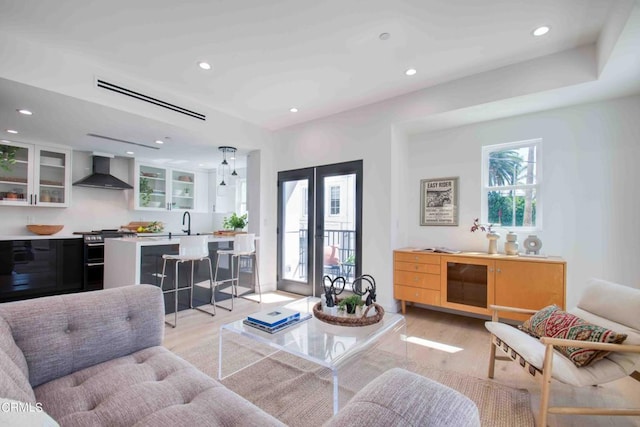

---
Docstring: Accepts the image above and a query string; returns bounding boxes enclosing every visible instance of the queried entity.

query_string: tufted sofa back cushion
[0,317,36,403]
[0,285,164,387]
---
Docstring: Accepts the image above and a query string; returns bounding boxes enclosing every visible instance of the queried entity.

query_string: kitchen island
[105,235,258,313]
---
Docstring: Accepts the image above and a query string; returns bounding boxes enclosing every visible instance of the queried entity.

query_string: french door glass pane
[282,179,309,283]
[322,174,356,286]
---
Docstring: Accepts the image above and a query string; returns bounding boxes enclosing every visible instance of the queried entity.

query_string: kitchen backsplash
[0,189,225,235]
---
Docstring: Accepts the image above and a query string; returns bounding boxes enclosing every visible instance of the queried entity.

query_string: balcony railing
[297,229,356,282]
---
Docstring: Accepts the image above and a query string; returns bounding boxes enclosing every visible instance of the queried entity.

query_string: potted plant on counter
[223,212,248,231]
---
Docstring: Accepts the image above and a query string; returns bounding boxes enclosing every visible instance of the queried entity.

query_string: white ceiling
[0,0,639,168]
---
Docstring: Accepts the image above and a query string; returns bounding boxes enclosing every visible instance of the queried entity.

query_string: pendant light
[231,152,238,176]
[218,146,237,186]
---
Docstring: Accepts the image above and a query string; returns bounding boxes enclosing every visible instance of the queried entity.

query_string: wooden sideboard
[393,249,566,321]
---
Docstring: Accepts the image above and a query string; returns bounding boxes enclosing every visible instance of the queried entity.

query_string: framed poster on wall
[420,177,459,226]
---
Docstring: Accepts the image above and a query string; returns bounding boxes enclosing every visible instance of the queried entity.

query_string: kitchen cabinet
[0,238,83,302]
[393,249,566,321]
[133,162,197,211]
[0,141,72,207]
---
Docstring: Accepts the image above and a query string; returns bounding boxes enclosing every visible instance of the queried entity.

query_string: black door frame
[277,160,363,297]
[277,167,315,295]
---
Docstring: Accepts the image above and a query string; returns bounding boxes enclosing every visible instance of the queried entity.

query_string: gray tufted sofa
[0,285,480,426]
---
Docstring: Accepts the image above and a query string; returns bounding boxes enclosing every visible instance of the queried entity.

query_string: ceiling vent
[96,79,206,121]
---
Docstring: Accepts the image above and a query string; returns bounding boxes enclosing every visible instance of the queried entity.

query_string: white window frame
[481,138,542,232]
[329,185,340,216]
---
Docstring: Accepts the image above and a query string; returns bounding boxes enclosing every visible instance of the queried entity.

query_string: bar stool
[213,233,261,311]
[159,235,216,328]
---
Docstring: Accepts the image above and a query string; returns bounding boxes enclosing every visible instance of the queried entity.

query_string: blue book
[243,313,311,334]
[247,307,300,328]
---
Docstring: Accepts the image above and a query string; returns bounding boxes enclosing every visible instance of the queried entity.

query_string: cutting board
[213,230,247,236]
[121,222,152,231]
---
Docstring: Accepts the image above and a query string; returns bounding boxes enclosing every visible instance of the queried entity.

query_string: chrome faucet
[182,211,191,235]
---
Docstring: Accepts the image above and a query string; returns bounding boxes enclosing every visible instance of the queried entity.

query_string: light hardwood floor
[164,294,640,427]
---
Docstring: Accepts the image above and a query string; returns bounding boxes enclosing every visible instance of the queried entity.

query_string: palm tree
[488,150,522,186]
[487,150,522,225]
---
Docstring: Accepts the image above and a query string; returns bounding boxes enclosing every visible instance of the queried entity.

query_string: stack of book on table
[243,307,311,333]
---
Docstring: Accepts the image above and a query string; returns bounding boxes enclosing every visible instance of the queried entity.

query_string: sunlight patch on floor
[241,292,298,303]
[401,335,463,353]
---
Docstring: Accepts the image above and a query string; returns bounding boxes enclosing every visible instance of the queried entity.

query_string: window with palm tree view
[482,139,540,229]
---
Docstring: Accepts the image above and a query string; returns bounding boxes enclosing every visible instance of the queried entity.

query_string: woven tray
[313,302,384,327]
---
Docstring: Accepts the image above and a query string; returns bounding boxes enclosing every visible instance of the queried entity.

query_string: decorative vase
[504,232,519,255]
[523,235,542,255]
[486,231,500,255]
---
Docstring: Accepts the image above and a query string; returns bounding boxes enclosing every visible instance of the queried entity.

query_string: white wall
[407,95,640,308]
[273,94,639,312]
[275,110,395,308]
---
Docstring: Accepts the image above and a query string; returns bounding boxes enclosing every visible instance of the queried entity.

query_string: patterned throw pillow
[519,305,628,367]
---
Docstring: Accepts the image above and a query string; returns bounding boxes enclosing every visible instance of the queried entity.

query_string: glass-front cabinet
[171,169,195,210]
[0,141,71,207]
[440,256,495,316]
[134,162,195,211]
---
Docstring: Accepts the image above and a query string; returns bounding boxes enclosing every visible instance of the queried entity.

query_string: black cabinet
[0,238,83,303]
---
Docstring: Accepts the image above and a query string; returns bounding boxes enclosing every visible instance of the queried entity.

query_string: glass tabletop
[221,297,406,369]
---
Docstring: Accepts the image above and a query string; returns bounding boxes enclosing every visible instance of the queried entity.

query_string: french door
[277,160,362,297]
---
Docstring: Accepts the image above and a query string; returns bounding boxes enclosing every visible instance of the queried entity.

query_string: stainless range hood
[73,154,133,190]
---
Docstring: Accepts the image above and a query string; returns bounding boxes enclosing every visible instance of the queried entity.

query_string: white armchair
[485,278,640,426]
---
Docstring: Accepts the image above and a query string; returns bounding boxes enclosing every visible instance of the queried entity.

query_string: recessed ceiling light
[6,129,18,134]
[532,26,550,37]
[155,140,164,144]
[379,32,391,41]
[126,151,134,155]
[198,61,212,70]
[17,109,33,115]
[405,68,417,76]
[290,107,298,113]
[198,163,204,167]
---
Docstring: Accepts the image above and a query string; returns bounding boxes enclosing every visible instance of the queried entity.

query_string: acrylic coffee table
[218,297,407,414]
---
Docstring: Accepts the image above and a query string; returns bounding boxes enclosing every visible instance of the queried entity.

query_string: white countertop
[0,234,83,241]
[111,235,246,246]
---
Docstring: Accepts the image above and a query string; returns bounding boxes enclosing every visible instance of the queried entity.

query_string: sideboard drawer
[395,252,440,265]
[395,261,440,274]
[394,270,440,290]
[395,285,440,306]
